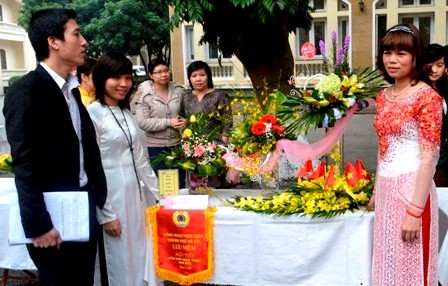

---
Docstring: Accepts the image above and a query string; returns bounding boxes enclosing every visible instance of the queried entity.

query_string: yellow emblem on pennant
[172,211,190,228]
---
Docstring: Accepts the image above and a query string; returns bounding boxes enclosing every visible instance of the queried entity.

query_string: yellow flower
[318,100,330,107]
[0,153,13,173]
[182,128,193,138]
[341,74,357,88]
[189,115,197,123]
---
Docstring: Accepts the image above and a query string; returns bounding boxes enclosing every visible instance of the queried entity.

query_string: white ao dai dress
[373,86,442,285]
[88,102,159,286]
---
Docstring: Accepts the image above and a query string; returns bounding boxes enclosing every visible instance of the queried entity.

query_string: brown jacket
[135,80,184,147]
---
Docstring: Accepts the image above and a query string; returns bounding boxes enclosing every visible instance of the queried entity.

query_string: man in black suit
[2,9,107,286]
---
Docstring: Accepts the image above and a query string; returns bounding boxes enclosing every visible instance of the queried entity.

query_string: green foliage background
[18,0,171,67]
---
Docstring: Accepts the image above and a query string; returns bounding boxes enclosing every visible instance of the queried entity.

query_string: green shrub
[8,75,23,86]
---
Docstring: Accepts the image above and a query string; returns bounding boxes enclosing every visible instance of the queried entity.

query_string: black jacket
[3,65,107,238]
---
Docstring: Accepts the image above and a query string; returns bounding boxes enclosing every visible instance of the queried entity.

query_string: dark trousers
[148,146,186,188]
[27,193,99,286]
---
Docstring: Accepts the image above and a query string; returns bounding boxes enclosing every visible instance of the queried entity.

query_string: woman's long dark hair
[423,43,448,100]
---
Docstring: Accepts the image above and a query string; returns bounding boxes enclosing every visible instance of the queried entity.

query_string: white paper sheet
[8,192,89,245]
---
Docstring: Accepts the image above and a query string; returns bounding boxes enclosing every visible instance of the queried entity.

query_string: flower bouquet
[0,153,12,174]
[154,113,226,176]
[278,32,385,136]
[152,113,226,193]
[224,91,289,189]
[228,158,374,218]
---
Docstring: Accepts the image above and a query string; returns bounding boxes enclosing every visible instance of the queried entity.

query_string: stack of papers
[9,192,90,245]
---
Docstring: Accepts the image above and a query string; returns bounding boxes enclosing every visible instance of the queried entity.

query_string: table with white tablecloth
[0,178,35,271]
[145,189,375,286]
[1,180,448,286]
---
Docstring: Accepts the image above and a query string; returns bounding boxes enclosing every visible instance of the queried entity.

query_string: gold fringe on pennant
[146,206,217,285]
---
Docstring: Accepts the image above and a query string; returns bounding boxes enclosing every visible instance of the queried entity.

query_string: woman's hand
[171,117,185,129]
[103,219,122,236]
[401,213,421,242]
[367,194,375,211]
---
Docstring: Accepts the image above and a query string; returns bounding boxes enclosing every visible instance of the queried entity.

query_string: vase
[187,172,209,195]
[258,152,280,192]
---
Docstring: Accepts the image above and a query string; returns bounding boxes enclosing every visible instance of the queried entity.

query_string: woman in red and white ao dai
[371,23,442,286]
[373,86,441,285]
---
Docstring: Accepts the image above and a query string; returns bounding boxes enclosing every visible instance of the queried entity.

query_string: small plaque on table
[158,169,179,198]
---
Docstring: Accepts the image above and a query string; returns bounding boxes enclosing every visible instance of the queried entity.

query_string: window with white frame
[0,49,7,70]
[400,0,432,6]
[400,14,433,45]
[338,17,349,48]
[376,15,387,51]
[297,19,326,58]
[338,0,349,11]
[375,0,387,9]
[184,25,194,62]
[312,0,326,11]
[207,44,232,60]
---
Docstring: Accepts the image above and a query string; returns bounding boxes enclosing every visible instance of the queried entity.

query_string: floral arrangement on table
[228,151,374,218]
[0,153,12,173]
[223,91,289,187]
[278,31,385,137]
[152,113,226,177]
[230,91,287,155]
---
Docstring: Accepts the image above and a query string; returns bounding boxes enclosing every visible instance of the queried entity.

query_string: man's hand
[32,228,62,248]
[103,219,121,237]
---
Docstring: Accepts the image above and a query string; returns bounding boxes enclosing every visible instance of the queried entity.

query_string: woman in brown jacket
[135,58,186,187]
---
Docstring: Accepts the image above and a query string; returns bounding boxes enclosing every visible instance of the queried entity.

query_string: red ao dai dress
[373,86,442,285]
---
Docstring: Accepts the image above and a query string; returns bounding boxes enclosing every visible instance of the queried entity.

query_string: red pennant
[355,160,371,181]
[308,161,326,181]
[297,160,314,178]
[325,166,335,187]
[345,162,361,186]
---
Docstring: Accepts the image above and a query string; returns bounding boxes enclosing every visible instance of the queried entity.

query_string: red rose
[260,114,276,125]
[251,122,266,135]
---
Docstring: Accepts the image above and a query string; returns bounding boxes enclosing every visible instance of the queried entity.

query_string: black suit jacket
[3,64,107,238]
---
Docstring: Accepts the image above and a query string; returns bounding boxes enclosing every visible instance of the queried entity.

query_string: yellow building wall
[170,0,448,89]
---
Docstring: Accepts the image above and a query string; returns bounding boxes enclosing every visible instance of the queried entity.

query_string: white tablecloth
[1,181,448,285]
[147,189,374,286]
[0,178,35,270]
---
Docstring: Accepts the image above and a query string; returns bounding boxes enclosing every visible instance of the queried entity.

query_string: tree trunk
[233,21,294,108]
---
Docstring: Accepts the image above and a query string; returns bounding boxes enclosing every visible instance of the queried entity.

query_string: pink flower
[182,144,189,152]
[207,142,216,151]
[193,145,206,157]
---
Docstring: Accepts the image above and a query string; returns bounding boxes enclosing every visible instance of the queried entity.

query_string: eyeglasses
[386,25,416,37]
[152,69,171,75]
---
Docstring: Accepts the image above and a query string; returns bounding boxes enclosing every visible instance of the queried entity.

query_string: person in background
[88,51,159,286]
[423,43,448,187]
[180,60,233,187]
[369,23,441,285]
[3,8,107,285]
[135,58,186,188]
[77,58,97,107]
